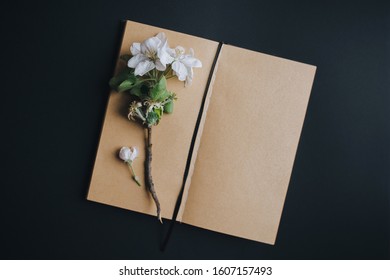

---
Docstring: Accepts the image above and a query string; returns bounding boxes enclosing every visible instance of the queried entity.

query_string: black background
[0,0,388,259]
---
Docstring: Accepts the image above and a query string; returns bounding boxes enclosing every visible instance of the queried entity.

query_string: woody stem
[145,126,162,223]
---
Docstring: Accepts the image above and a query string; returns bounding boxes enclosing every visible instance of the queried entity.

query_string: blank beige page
[181,44,316,244]
[87,21,219,219]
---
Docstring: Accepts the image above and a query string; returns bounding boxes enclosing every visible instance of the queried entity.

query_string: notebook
[87,20,316,245]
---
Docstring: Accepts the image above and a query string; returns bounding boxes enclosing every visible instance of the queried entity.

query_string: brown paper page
[182,45,316,244]
[176,44,222,222]
[87,21,219,219]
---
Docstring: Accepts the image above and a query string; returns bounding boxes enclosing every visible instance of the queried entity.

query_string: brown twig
[144,126,162,223]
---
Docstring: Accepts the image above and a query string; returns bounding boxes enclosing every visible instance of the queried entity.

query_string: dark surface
[0,0,388,259]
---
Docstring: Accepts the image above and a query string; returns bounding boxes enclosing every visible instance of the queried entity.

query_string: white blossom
[128,33,174,76]
[119,146,138,163]
[171,46,202,86]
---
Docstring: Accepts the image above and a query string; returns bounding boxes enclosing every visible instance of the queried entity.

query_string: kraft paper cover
[181,45,316,244]
[88,20,316,245]
[87,21,219,219]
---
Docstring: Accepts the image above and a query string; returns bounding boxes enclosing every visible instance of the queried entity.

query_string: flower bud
[119,146,138,163]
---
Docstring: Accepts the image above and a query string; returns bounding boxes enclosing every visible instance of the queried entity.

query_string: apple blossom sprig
[119,147,141,186]
[109,32,201,127]
[109,32,202,223]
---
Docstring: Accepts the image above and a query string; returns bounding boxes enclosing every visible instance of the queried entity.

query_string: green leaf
[117,78,136,92]
[150,76,169,101]
[157,76,167,90]
[163,100,174,113]
[120,54,132,62]
[159,90,171,102]
[130,85,142,97]
[109,68,135,90]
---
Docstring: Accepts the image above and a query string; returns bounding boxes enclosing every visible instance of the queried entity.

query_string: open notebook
[87,20,316,245]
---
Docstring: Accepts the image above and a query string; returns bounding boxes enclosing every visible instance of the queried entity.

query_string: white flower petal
[185,67,194,87]
[130,43,141,55]
[141,37,160,55]
[128,54,147,68]
[119,147,131,162]
[155,33,174,66]
[182,56,202,68]
[166,47,176,58]
[156,32,167,43]
[172,61,188,81]
[158,48,174,65]
[155,59,166,71]
[129,147,138,161]
[185,77,192,87]
[134,60,155,76]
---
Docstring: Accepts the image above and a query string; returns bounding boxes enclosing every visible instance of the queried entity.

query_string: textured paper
[87,20,316,244]
[87,21,219,219]
[181,45,316,244]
